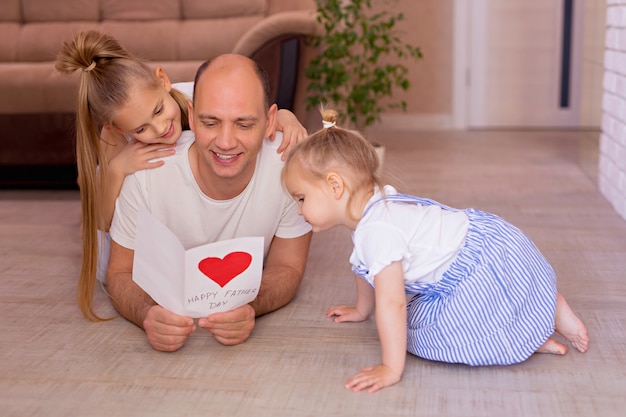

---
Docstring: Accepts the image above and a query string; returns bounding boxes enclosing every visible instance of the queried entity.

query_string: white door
[468,0,583,128]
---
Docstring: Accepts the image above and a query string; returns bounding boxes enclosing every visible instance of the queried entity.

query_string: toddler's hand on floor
[345,364,402,393]
[326,305,368,322]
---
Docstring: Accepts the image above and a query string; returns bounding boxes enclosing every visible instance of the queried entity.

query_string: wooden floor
[1,129,625,417]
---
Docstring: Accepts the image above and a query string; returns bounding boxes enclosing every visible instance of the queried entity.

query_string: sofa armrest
[232,10,320,113]
[232,10,320,56]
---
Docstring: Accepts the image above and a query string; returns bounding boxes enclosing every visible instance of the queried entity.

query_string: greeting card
[132,208,263,318]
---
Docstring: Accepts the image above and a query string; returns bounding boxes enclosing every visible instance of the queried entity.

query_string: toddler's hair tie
[322,120,336,129]
[83,61,96,72]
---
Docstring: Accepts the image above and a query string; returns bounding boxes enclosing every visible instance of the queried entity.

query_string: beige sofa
[0,0,318,187]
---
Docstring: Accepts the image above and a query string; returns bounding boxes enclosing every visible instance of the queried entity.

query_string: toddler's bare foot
[554,292,589,353]
[536,337,567,355]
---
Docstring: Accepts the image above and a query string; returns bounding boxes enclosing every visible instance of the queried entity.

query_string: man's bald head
[192,54,271,110]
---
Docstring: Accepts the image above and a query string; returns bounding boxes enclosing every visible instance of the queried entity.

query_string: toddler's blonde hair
[283,108,383,220]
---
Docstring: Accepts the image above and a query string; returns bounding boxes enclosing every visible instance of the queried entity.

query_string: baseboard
[378,113,455,130]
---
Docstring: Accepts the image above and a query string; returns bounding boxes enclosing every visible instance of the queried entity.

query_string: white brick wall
[601,1,626,220]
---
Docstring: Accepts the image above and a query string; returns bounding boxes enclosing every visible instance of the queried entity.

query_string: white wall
[600,0,626,220]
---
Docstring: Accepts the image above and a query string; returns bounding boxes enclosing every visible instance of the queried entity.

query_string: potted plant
[304,0,422,155]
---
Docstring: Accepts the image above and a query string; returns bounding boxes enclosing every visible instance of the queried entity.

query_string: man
[106,54,312,352]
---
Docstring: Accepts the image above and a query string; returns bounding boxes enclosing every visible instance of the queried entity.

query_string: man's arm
[107,240,196,351]
[251,232,312,316]
[106,241,154,327]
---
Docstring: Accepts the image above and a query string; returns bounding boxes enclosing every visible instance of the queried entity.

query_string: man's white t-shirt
[110,130,311,258]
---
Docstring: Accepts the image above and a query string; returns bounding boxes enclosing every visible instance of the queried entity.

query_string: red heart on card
[198,252,252,287]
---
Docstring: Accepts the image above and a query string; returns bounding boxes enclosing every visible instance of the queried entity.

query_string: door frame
[454,0,585,129]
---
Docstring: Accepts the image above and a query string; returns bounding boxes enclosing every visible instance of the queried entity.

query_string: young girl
[282,109,589,393]
[55,30,307,322]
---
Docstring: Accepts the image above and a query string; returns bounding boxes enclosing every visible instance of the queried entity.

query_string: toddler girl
[282,109,589,393]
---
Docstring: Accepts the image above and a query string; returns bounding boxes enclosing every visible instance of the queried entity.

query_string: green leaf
[305,0,423,132]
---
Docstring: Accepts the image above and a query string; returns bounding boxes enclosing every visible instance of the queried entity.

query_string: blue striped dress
[351,192,557,366]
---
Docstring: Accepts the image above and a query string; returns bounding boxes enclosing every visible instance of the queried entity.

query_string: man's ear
[155,67,172,91]
[187,100,195,133]
[264,103,278,139]
[326,172,345,199]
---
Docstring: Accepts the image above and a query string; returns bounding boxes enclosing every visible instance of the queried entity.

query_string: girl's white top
[350,185,469,286]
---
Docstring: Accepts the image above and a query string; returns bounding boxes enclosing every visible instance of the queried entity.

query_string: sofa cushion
[101,21,180,60]
[17,22,100,62]
[179,17,264,60]
[0,0,21,21]
[181,0,266,19]
[0,1,319,113]
[102,0,181,20]
[0,23,19,61]
[0,62,79,113]
[22,0,100,22]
